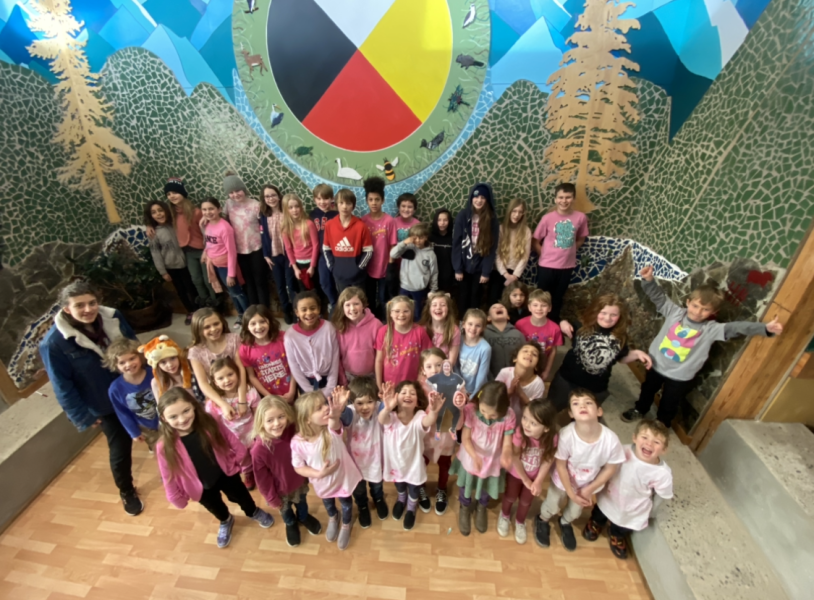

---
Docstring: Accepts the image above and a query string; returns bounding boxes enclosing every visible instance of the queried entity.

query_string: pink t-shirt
[238,336,292,396]
[395,216,420,243]
[205,387,260,447]
[345,403,384,483]
[432,325,461,359]
[224,198,262,254]
[508,429,544,480]
[188,333,241,372]
[515,317,563,357]
[290,427,362,499]
[362,213,397,279]
[375,324,432,384]
[596,444,673,531]
[495,367,546,421]
[382,411,430,485]
[455,403,516,479]
[533,210,588,269]
[551,423,625,492]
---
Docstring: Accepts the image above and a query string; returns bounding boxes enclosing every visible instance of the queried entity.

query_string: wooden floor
[0,435,653,600]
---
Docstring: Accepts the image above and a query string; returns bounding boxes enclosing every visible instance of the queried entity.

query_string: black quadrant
[267,0,358,122]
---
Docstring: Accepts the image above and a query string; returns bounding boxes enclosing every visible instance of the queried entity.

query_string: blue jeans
[215,266,249,315]
[400,288,428,322]
[353,479,385,507]
[317,254,337,306]
[323,496,354,524]
[281,493,310,527]
[270,254,296,313]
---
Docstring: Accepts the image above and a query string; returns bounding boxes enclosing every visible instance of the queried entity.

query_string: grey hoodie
[149,225,186,275]
[484,321,525,379]
[390,241,439,292]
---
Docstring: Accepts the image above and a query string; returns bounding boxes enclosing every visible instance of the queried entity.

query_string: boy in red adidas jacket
[323,189,374,293]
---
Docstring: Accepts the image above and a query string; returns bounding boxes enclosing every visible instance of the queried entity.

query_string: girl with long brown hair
[281,193,320,292]
[491,198,531,306]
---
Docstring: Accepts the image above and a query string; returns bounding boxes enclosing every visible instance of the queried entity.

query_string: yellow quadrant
[360,0,452,122]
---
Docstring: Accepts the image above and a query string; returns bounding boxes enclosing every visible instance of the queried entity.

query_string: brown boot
[459,503,472,536]
[475,503,488,533]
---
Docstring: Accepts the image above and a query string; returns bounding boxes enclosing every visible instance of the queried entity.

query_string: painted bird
[336,158,362,181]
[245,0,259,13]
[270,104,284,128]
[463,3,476,28]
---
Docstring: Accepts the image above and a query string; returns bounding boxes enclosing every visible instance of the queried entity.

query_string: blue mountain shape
[190,0,232,50]
[142,0,202,40]
[99,5,151,50]
[493,0,539,36]
[489,10,521,66]
[198,14,236,100]
[492,13,562,99]
[531,0,571,31]
[118,0,159,34]
[0,4,54,78]
[190,0,208,16]
[142,25,193,91]
[142,24,223,96]
[735,0,772,28]
[84,27,117,72]
[71,0,117,34]
[655,0,720,80]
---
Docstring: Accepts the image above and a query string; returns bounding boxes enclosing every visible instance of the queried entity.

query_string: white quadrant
[313,0,396,48]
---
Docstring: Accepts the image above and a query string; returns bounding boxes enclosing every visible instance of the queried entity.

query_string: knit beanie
[224,171,249,196]
[163,177,188,198]
[472,184,489,199]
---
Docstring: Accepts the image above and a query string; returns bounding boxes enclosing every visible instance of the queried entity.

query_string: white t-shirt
[551,423,625,492]
[382,410,430,485]
[495,367,546,421]
[345,404,384,483]
[597,444,673,530]
[290,427,362,499]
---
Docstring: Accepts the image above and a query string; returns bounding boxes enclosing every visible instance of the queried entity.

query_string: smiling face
[263,406,288,438]
[488,303,508,323]
[396,384,419,411]
[229,189,247,203]
[422,354,444,379]
[151,204,167,225]
[314,194,333,212]
[201,202,220,221]
[399,200,415,220]
[343,295,364,322]
[166,191,184,205]
[158,356,180,375]
[436,212,449,233]
[390,301,413,328]
[509,289,526,308]
[63,294,100,324]
[263,188,280,210]
[510,204,525,225]
[354,395,377,420]
[597,305,621,329]
[555,190,574,213]
[633,428,667,464]
[515,344,540,371]
[287,198,303,220]
[568,394,601,423]
[686,298,715,322]
[248,314,270,341]
[430,297,449,322]
[116,352,143,376]
[213,366,238,393]
[366,193,383,214]
[162,399,196,434]
[472,194,487,211]
[295,297,321,330]
[521,406,547,440]
[529,299,551,320]
[201,315,224,342]
[463,316,485,340]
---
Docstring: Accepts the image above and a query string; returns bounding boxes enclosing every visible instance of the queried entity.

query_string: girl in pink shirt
[201,198,249,318]
[281,193,320,292]
[291,390,362,551]
[332,287,382,383]
[239,305,295,403]
[494,341,546,421]
[156,388,273,549]
[419,291,461,366]
[375,296,432,388]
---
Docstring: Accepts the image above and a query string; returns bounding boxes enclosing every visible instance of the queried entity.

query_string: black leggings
[536,266,573,323]
[198,473,257,522]
[166,267,198,313]
[457,271,488,315]
[635,368,695,427]
[98,413,134,494]
[237,250,270,307]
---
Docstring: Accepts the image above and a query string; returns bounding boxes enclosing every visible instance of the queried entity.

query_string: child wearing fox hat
[141,335,203,403]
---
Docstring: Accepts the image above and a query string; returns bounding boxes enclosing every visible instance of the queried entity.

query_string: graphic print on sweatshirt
[126,388,157,421]
[575,333,623,375]
[335,237,354,252]
[459,356,479,379]
[553,219,576,249]
[658,323,701,362]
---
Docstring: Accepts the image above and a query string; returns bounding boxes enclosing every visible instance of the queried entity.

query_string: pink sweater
[337,308,382,378]
[204,218,239,277]
[250,425,305,506]
[284,220,320,264]
[156,421,247,508]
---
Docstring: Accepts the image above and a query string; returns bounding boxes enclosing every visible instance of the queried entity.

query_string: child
[495,341,546,421]
[201,197,249,322]
[457,308,491,396]
[260,184,296,324]
[291,390,362,550]
[375,296,432,388]
[394,193,420,243]
[143,335,204,405]
[516,290,563,382]
[323,188,374,292]
[156,388,274,549]
[552,294,652,410]
[532,182,588,323]
[332,287,382,382]
[310,183,339,311]
[284,291,340,397]
[484,303,525,378]
[535,389,625,551]
[587,419,673,559]
[492,198,531,306]
[621,266,783,426]
[449,381,515,536]
[340,377,388,525]
[251,396,322,547]
[239,305,295,403]
[144,200,198,323]
[222,171,269,307]
[419,291,461,367]
[282,193,320,293]
[452,183,499,314]
[361,176,397,319]
[499,399,558,544]
[379,381,444,530]
[390,223,438,321]
[105,338,159,450]
[430,208,455,295]
[502,280,530,325]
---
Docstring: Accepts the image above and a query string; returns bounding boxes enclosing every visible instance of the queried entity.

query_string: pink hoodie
[204,218,239,277]
[337,308,382,379]
[156,420,247,508]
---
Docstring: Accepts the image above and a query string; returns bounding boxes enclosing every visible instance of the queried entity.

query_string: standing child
[492,199,531,306]
[323,189,373,293]
[587,419,673,559]
[251,396,322,547]
[502,281,530,325]
[430,208,455,295]
[239,305,295,404]
[495,341,546,421]
[516,290,563,383]
[457,308,492,396]
[484,303,525,378]
[622,265,783,426]
[449,381,516,536]
[499,399,558,544]
[361,177,397,319]
[143,335,204,404]
[419,291,461,367]
[375,296,432,388]
[379,381,444,530]
[284,291,340,397]
[282,193,320,293]
[532,183,588,323]
[156,388,274,549]
[260,184,296,324]
[535,389,625,551]
[390,193,421,297]
[105,338,159,450]
[390,223,438,321]
[332,287,382,382]
[291,390,362,550]
[310,183,339,312]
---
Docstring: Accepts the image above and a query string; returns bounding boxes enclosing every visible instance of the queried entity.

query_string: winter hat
[472,184,489,199]
[138,335,192,396]
[163,177,188,198]
[224,170,249,196]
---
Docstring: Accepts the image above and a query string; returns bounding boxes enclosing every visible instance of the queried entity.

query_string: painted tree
[27,0,136,223]
[543,0,640,213]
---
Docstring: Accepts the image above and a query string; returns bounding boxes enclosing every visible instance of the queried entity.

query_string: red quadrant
[303,50,422,152]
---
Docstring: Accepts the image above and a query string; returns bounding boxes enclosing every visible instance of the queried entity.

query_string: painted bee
[376,157,399,181]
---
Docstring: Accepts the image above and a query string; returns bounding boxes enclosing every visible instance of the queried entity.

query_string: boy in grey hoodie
[484,303,526,379]
[390,223,438,321]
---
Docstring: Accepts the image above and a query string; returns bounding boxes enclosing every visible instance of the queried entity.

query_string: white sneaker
[515,521,527,545]
[497,512,510,537]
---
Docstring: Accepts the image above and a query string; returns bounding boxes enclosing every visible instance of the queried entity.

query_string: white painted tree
[543,0,640,213]
[27,0,137,223]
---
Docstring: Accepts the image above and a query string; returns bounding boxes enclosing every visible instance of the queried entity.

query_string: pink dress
[382,411,430,485]
[344,404,384,483]
[290,427,362,498]
[205,387,260,447]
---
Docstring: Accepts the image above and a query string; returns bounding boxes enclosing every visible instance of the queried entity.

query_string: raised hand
[428,391,445,413]
[328,388,348,419]
[766,315,784,335]
[379,381,397,411]
[452,389,467,408]
[639,265,654,281]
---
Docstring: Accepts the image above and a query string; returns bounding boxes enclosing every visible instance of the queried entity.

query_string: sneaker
[534,516,550,548]
[610,533,628,559]
[497,512,510,537]
[184,313,193,326]
[418,487,431,513]
[217,514,234,548]
[434,489,448,516]
[392,500,405,521]
[252,508,274,529]
[620,408,643,423]
[358,504,372,529]
[285,523,301,547]
[375,499,389,520]
[325,515,339,542]
[337,521,352,550]
[244,471,256,491]
[301,514,322,536]
[515,521,527,545]
[121,489,144,516]
[458,503,472,536]
[403,510,416,531]
[475,503,488,534]
[583,518,601,541]
[560,521,577,551]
